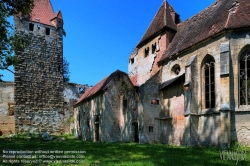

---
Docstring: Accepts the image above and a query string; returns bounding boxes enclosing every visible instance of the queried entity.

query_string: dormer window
[145,47,149,58]
[45,28,50,35]
[29,23,34,31]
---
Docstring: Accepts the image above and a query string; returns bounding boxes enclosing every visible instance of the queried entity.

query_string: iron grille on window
[204,61,215,108]
[240,50,250,105]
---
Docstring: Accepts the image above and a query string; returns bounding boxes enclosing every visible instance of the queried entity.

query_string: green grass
[0,134,249,166]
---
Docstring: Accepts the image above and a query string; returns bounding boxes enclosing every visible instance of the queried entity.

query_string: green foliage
[70,116,74,124]
[63,56,70,82]
[1,136,249,166]
[120,81,132,95]
[0,0,34,81]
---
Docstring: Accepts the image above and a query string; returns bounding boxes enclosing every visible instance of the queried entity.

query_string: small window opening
[8,103,14,116]
[95,116,100,123]
[87,118,90,128]
[171,64,181,75]
[58,65,61,72]
[151,99,159,105]
[175,14,181,24]
[131,58,134,64]
[152,43,156,54]
[79,87,85,93]
[123,99,128,113]
[149,126,154,133]
[145,47,149,57]
[29,23,34,31]
[45,28,50,35]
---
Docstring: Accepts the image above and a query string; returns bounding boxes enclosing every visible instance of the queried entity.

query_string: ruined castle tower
[128,0,180,86]
[14,0,65,133]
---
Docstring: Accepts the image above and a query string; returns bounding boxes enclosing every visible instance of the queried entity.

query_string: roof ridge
[30,0,62,26]
[136,0,177,48]
[137,1,165,47]
[159,0,250,64]
[74,70,127,105]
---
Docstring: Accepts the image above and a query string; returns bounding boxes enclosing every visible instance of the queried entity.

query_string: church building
[76,0,250,147]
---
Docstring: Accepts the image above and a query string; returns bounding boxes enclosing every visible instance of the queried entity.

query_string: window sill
[155,117,172,120]
[235,106,250,112]
[200,108,220,115]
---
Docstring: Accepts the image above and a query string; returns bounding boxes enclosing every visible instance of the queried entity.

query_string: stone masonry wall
[14,17,64,134]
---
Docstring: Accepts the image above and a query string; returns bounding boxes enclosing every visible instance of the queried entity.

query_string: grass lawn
[0,134,249,166]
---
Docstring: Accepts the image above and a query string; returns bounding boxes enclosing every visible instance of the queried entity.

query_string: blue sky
[1,0,215,86]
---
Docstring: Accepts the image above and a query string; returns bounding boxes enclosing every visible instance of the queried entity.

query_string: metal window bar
[205,62,215,109]
[240,52,250,105]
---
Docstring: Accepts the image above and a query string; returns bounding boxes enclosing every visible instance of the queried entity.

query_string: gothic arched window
[202,55,215,109]
[239,50,250,105]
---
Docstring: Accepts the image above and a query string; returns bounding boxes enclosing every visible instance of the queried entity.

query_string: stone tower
[128,0,180,86]
[14,0,65,133]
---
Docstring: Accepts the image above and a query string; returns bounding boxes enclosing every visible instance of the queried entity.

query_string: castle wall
[0,82,15,135]
[14,16,64,134]
[137,72,161,143]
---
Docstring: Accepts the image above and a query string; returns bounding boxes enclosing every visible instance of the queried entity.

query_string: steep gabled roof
[30,0,62,26]
[74,70,129,106]
[159,0,250,64]
[137,0,177,48]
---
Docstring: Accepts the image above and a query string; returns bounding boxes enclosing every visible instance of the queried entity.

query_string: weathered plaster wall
[129,32,173,86]
[160,30,250,146]
[77,74,136,142]
[0,82,15,135]
[160,78,185,145]
[64,83,90,134]
[138,72,161,143]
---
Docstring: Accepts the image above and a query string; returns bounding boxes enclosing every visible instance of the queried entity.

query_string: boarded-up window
[220,42,230,75]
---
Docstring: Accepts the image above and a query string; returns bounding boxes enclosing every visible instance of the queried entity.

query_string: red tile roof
[75,76,108,106]
[74,70,130,106]
[30,0,62,26]
[137,0,177,48]
[159,0,250,64]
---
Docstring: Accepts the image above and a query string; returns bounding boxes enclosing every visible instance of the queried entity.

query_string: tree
[0,0,34,81]
[63,57,70,82]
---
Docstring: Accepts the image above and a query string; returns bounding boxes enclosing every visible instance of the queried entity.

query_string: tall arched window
[239,49,250,105]
[202,55,215,109]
